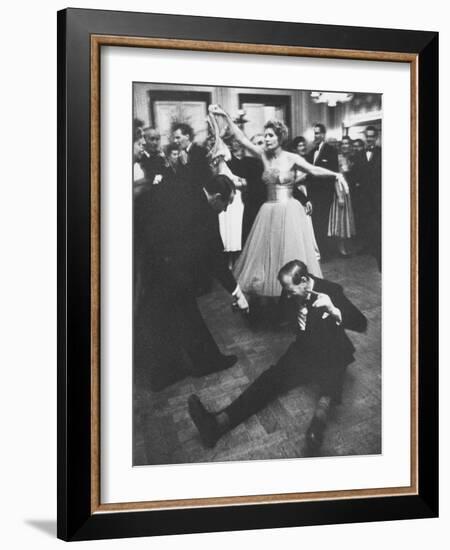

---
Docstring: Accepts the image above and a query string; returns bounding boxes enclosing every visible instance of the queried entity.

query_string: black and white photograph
[132,82,382,465]
[0,0,444,545]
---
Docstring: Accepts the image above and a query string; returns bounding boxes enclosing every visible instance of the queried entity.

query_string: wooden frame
[57,8,438,541]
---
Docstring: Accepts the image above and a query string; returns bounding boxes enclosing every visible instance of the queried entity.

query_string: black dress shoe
[305,415,326,454]
[149,367,189,392]
[188,395,221,448]
[192,354,237,377]
[215,354,238,370]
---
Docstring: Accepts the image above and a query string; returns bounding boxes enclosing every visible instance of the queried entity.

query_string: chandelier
[310,91,354,107]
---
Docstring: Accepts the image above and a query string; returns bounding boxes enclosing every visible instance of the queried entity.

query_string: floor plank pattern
[133,253,381,465]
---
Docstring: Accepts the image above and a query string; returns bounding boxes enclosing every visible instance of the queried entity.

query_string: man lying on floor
[188,259,367,454]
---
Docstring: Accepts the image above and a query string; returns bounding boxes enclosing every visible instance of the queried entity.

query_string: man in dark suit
[172,122,211,192]
[188,259,367,453]
[134,174,249,391]
[307,123,339,260]
[291,136,313,214]
[171,123,215,293]
[139,127,167,185]
[227,138,265,245]
[360,125,382,271]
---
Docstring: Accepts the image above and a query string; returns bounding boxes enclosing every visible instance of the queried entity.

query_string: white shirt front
[313,141,324,164]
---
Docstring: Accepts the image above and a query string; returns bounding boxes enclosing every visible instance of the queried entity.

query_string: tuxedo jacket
[306,141,339,197]
[182,142,211,190]
[287,276,367,369]
[362,146,382,205]
[227,155,265,209]
[136,181,236,299]
[307,141,339,170]
[139,152,167,184]
[352,147,382,221]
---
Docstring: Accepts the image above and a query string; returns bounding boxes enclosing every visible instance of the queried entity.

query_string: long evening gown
[233,167,322,297]
[328,153,356,239]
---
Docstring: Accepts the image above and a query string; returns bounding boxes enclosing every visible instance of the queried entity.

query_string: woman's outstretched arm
[292,152,349,195]
[292,152,335,177]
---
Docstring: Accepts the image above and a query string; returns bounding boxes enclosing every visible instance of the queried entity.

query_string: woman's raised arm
[208,105,263,159]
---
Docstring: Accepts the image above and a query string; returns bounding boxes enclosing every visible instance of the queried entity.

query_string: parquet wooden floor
[133,253,381,465]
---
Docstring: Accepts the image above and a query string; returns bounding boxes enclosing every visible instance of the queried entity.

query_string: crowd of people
[133,104,380,454]
[134,114,382,274]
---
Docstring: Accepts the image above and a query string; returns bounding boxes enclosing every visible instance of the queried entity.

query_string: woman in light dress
[328,135,356,256]
[209,105,349,298]
[217,138,246,263]
[205,112,246,267]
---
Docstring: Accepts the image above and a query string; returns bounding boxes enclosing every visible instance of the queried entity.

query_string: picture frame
[57,7,438,541]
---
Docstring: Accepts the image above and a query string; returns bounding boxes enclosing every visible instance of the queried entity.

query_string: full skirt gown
[233,194,323,297]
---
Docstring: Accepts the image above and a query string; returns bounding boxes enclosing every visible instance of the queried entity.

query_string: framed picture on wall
[57,8,438,541]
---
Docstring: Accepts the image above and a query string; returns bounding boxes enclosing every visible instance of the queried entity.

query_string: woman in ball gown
[209,105,349,298]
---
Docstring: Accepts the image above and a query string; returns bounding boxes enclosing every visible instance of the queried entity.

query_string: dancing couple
[207,105,349,298]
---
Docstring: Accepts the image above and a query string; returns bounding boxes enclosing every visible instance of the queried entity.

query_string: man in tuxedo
[307,123,339,260]
[188,259,367,453]
[361,125,382,271]
[139,127,167,185]
[134,174,249,391]
[172,122,211,191]
[133,127,167,310]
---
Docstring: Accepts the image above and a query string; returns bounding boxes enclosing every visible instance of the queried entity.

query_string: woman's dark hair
[133,118,145,141]
[290,136,306,151]
[165,143,179,155]
[204,174,235,203]
[264,119,289,145]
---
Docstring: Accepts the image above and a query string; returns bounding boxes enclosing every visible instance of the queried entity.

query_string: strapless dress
[233,168,322,296]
